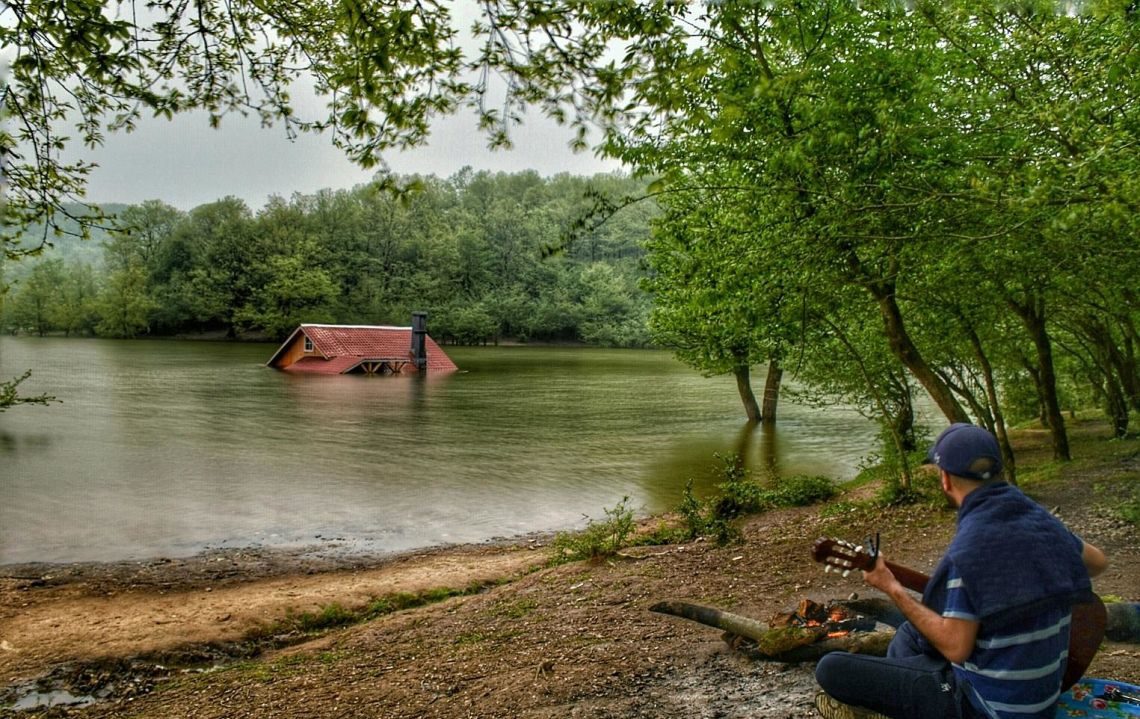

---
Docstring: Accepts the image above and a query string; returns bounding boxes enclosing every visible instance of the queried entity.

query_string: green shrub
[551,496,636,563]
[710,454,766,518]
[671,458,836,547]
[761,474,836,508]
[674,477,740,545]
[677,479,710,539]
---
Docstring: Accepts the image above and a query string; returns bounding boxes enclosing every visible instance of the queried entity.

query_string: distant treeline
[0,170,657,346]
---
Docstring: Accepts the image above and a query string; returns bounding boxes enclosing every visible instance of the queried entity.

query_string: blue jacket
[923,482,1090,625]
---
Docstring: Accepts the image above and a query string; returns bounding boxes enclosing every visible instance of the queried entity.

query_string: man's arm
[863,554,979,665]
[1082,540,1108,578]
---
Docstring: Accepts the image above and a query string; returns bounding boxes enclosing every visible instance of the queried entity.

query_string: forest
[0,170,656,347]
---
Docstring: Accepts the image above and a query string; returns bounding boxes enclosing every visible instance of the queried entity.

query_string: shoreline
[0,531,556,593]
[2,422,1138,718]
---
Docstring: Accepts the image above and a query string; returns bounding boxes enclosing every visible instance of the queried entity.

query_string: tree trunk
[1010,296,1070,460]
[964,323,1017,484]
[871,284,970,425]
[840,246,969,425]
[733,360,762,423]
[1116,291,1140,412]
[1106,377,1130,439]
[1083,318,1131,438]
[887,372,917,452]
[761,359,782,426]
[1018,354,1049,427]
[1121,318,1140,412]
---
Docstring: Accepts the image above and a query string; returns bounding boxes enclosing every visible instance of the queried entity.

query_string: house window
[304,336,313,352]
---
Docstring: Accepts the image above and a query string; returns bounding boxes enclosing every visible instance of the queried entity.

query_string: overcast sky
[8,1,624,213]
[74,97,622,213]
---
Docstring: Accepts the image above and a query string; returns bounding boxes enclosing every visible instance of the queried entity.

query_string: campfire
[768,598,878,640]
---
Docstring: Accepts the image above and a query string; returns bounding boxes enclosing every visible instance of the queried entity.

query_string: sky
[7,2,625,214]
[6,2,626,214]
[74,94,622,213]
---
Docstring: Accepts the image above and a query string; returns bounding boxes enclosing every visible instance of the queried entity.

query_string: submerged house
[266,313,457,375]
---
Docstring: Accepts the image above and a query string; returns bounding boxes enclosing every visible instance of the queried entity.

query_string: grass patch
[763,474,837,508]
[364,586,476,617]
[289,603,356,632]
[454,631,490,645]
[1094,466,1140,529]
[875,465,943,507]
[1019,459,1075,488]
[549,455,843,559]
[493,598,539,619]
[1119,497,1140,527]
[635,519,684,546]
[254,581,496,643]
[820,500,861,519]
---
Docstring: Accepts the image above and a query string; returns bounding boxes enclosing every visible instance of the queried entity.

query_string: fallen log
[649,599,895,662]
[1106,601,1140,643]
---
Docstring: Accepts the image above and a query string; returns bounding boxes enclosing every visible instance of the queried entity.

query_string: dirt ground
[2,423,1138,719]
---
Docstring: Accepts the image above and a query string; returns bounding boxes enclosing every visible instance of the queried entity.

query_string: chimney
[411,312,428,370]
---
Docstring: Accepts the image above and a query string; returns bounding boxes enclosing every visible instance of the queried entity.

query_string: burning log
[650,598,896,662]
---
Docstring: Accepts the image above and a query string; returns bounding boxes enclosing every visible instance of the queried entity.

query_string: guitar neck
[884,560,930,595]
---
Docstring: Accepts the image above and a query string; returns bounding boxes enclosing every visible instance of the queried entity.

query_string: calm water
[0,338,881,565]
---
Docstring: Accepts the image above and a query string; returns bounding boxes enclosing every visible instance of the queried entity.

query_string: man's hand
[862,553,902,594]
[861,552,979,664]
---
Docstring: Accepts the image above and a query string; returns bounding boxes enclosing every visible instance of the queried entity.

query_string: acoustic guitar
[811,537,1107,691]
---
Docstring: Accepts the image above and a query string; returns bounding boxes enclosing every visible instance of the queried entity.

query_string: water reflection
[0,338,881,564]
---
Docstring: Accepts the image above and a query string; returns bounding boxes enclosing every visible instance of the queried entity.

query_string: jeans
[815,622,982,719]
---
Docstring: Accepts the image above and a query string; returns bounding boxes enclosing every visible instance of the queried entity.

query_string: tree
[105,201,184,273]
[53,262,100,336]
[644,184,795,424]
[7,258,65,336]
[462,1,1139,466]
[171,198,259,336]
[97,263,155,338]
[236,240,338,339]
[576,262,650,348]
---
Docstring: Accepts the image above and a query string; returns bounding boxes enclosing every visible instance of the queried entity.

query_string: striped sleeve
[941,559,979,621]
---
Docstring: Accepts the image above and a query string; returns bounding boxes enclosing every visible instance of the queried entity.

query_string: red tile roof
[268,324,457,373]
[305,325,406,358]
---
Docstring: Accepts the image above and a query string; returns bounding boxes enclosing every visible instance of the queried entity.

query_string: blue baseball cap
[924,423,1003,481]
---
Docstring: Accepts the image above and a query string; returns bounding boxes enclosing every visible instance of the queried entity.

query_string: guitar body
[811,537,1106,692]
[1066,597,1108,691]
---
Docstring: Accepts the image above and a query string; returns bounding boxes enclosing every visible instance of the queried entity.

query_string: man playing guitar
[814,424,1109,719]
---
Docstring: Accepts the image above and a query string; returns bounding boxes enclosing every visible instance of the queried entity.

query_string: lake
[0,337,881,565]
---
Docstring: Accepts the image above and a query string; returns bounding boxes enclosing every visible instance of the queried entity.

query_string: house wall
[273,334,314,369]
